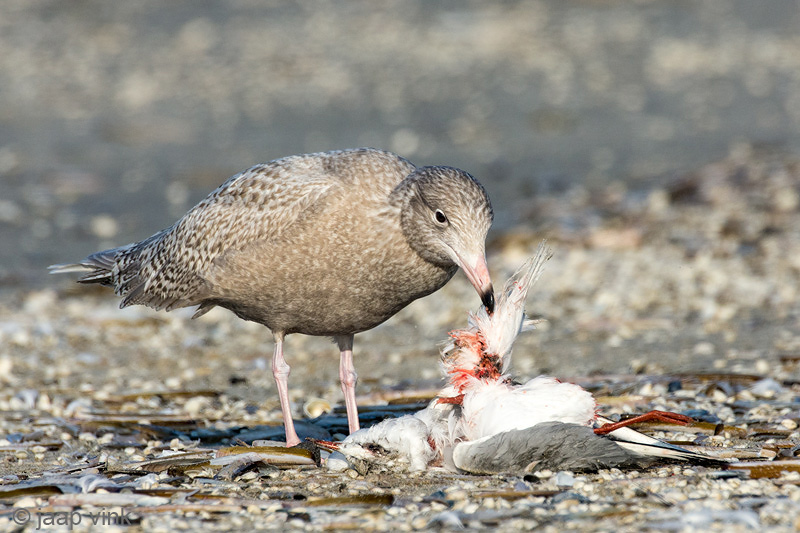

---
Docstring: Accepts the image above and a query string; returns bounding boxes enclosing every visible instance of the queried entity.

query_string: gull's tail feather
[48,263,101,275]
[49,248,124,286]
[48,228,205,312]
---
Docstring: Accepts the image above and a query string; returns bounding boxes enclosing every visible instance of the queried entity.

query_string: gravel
[1,148,799,530]
[1,2,800,530]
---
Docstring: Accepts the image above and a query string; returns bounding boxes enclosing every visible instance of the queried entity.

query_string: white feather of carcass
[469,241,552,370]
[411,401,458,457]
[338,414,437,471]
[459,376,597,441]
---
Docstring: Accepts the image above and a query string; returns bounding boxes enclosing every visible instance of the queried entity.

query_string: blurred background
[2,0,799,287]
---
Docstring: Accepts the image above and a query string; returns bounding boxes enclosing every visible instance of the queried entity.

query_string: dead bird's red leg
[594,410,694,435]
[436,394,465,406]
[307,438,340,452]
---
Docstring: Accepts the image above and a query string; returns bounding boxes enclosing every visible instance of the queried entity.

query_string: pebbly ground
[1,149,799,531]
[2,1,800,530]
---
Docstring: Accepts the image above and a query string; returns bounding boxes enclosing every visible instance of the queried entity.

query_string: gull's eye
[434,209,448,224]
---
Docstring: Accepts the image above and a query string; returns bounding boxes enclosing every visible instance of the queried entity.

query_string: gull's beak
[454,250,494,314]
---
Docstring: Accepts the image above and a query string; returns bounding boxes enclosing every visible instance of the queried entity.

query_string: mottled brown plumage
[52,148,495,446]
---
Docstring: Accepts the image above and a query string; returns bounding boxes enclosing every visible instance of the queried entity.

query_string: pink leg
[272,333,300,447]
[336,335,360,435]
[594,410,693,435]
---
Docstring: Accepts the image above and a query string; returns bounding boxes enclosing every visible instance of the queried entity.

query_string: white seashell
[303,398,332,418]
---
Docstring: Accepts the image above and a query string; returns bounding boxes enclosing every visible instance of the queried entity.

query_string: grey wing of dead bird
[452,422,642,474]
[452,421,727,474]
[50,158,338,314]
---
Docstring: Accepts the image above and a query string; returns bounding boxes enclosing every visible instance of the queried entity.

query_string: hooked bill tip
[482,287,495,314]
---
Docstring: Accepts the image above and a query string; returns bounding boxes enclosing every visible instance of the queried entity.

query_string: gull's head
[393,166,494,313]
